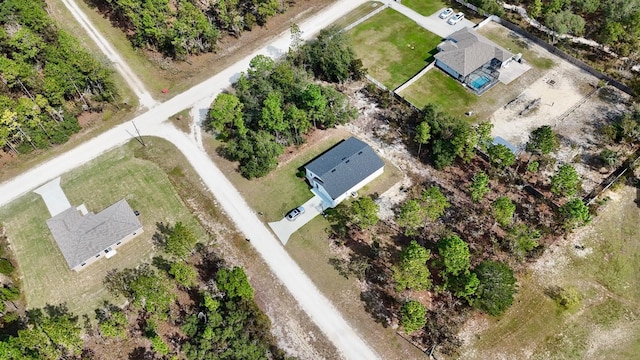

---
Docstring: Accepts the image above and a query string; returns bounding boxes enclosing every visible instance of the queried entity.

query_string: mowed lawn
[348,8,443,89]
[400,69,478,117]
[402,0,447,16]
[460,186,640,359]
[0,143,203,315]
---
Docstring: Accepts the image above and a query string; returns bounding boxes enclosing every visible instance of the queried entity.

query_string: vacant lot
[0,143,203,315]
[402,0,447,16]
[348,7,443,89]
[459,185,640,359]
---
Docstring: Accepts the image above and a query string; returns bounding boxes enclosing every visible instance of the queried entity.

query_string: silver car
[285,206,305,221]
[439,8,454,19]
[447,12,465,25]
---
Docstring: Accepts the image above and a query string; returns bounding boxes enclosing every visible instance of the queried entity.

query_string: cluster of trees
[395,236,517,333]
[517,0,640,54]
[91,0,284,59]
[0,0,118,155]
[414,104,493,169]
[210,27,362,178]
[0,305,83,359]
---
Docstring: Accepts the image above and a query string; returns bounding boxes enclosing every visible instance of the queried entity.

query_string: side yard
[348,7,443,89]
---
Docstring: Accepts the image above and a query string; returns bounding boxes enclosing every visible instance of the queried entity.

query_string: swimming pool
[470,75,491,90]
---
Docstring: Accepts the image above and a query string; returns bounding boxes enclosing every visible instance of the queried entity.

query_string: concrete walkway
[269,195,326,245]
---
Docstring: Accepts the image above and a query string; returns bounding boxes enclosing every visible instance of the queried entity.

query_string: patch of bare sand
[491,54,630,195]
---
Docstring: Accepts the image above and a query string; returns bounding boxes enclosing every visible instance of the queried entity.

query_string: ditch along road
[0,0,380,359]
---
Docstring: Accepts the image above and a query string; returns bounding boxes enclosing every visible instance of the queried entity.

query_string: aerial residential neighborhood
[0,0,639,359]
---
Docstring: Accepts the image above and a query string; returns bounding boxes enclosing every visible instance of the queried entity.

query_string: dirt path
[60,0,157,109]
[0,1,382,359]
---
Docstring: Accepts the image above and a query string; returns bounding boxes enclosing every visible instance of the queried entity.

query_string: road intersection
[0,0,380,359]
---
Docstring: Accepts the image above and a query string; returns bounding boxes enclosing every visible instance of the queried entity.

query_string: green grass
[348,8,443,89]
[402,0,447,16]
[0,142,203,316]
[400,69,478,117]
[478,24,555,71]
[460,185,640,359]
[330,1,385,30]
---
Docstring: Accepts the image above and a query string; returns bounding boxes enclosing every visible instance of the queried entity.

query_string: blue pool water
[470,75,491,89]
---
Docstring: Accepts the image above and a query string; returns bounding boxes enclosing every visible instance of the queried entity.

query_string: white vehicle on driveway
[447,12,465,25]
[438,8,454,19]
[285,207,305,221]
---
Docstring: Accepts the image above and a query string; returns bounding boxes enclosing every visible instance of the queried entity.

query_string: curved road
[0,0,379,359]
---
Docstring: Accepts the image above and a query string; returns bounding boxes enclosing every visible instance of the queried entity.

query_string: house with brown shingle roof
[435,27,514,94]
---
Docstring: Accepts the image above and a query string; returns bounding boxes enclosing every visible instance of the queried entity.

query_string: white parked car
[438,8,454,19]
[285,206,305,221]
[447,12,465,25]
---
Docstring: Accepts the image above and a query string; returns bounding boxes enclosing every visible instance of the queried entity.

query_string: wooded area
[87,0,289,59]
[209,26,363,178]
[0,0,118,156]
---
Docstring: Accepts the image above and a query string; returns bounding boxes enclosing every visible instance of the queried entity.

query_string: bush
[400,300,427,334]
[0,259,14,275]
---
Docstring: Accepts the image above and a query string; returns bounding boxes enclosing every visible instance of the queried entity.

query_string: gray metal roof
[305,137,384,199]
[46,199,142,269]
[434,27,513,77]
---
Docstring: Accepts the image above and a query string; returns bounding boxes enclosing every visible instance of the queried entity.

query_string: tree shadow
[152,222,172,248]
[128,346,155,360]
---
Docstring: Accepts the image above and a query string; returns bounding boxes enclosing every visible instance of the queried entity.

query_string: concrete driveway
[269,195,327,245]
[33,177,71,217]
[387,2,475,38]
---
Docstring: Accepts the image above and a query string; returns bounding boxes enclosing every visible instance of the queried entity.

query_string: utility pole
[132,121,146,147]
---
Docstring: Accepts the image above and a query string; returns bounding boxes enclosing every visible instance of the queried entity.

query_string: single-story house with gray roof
[435,27,514,94]
[44,199,143,271]
[305,137,384,208]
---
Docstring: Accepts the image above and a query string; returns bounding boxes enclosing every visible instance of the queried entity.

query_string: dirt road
[0,0,380,359]
[59,0,157,109]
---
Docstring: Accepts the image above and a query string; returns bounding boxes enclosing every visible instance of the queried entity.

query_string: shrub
[0,259,14,275]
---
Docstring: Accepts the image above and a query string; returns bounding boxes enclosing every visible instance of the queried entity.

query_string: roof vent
[331,169,336,173]
[358,151,363,155]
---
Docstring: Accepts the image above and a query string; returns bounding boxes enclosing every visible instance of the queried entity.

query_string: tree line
[0,0,118,155]
[209,26,363,179]
[89,0,286,59]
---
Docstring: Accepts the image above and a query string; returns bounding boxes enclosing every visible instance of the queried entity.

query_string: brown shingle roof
[434,27,513,77]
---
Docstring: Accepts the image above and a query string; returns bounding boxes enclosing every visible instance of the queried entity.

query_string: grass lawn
[459,185,640,358]
[0,142,204,316]
[348,8,443,89]
[400,69,479,117]
[402,0,447,16]
[330,1,384,30]
[478,23,555,71]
